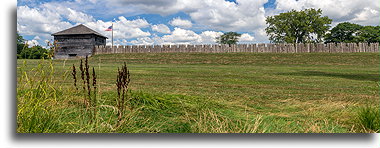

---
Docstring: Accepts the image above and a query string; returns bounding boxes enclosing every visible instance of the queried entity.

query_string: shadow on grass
[278,71,379,82]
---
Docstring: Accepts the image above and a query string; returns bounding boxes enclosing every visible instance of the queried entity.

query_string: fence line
[93,43,379,54]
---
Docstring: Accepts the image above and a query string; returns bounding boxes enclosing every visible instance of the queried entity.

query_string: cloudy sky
[17,0,379,46]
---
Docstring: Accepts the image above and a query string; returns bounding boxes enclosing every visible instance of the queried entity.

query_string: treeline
[325,22,380,43]
[265,8,380,44]
[17,32,51,59]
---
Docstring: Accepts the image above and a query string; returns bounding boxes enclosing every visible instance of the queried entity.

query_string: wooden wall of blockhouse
[54,34,106,59]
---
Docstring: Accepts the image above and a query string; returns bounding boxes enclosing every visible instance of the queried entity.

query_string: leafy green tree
[324,22,363,43]
[19,45,48,59]
[325,22,380,43]
[216,32,242,46]
[17,31,26,55]
[265,8,332,43]
[356,26,380,43]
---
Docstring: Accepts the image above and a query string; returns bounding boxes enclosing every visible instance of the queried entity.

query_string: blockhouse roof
[52,24,107,38]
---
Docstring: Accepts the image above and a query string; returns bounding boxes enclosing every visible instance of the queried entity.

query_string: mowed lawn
[17,52,379,133]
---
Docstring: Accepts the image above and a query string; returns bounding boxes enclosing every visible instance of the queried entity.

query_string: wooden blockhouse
[52,24,107,59]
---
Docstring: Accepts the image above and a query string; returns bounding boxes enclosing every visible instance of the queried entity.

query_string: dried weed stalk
[92,67,97,118]
[79,59,86,107]
[116,62,131,122]
[76,56,98,116]
[85,56,91,108]
[71,64,78,90]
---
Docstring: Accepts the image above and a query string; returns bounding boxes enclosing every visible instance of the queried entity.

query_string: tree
[17,31,26,55]
[19,45,48,59]
[324,22,362,43]
[265,8,332,43]
[325,22,380,43]
[216,32,242,46]
[356,26,380,43]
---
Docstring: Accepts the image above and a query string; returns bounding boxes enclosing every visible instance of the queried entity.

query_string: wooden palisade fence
[94,43,379,54]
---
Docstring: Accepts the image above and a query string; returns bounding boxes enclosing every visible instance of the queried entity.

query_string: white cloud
[66,8,95,23]
[191,0,268,32]
[126,30,260,45]
[118,16,150,28]
[252,29,269,43]
[151,24,171,34]
[129,30,227,45]
[84,17,151,41]
[130,34,165,45]
[239,33,255,43]
[33,36,41,40]
[110,16,151,39]
[107,0,202,16]
[42,3,96,24]
[129,37,155,45]
[17,5,72,35]
[17,5,73,47]
[351,7,379,26]
[199,31,223,44]
[26,40,39,47]
[107,0,268,32]
[169,17,192,28]
[162,27,201,44]
[17,4,100,47]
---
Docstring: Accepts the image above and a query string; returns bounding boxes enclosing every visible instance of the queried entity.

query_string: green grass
[357,106,380,132]
[17,52,379,133]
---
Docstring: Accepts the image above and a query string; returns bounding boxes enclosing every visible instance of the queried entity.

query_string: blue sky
[17,0,379,46]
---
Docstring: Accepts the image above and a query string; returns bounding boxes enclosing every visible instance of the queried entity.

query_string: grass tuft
[357,106,380,132]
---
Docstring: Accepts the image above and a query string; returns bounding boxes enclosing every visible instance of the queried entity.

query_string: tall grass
[15,58,358,133]
[190,109,265,133]
[17,58,157,133]
[17,56,347,133]
[18,53,377,133]
[17,59,60,132]
[357,106,380,132]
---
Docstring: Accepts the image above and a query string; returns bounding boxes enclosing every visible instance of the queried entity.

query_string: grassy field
[17,52,379,133]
